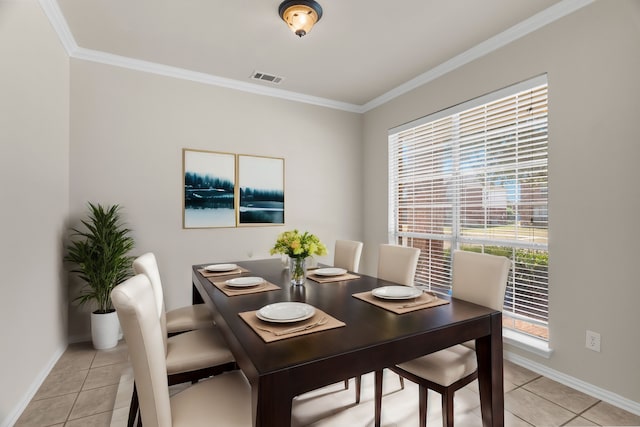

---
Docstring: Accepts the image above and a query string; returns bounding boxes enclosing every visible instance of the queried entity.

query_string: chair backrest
[334,240,364,272]
[112,274,172,427]
[133,252,168,353]
[451,250,512,311]
[377,244,421,286]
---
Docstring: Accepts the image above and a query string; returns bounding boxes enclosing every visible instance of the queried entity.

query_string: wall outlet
[586,330,601,352]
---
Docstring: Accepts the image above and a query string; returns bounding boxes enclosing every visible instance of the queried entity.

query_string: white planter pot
[91,310,120,350]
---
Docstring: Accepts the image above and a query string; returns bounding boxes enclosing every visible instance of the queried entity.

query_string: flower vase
[289,256,307,286]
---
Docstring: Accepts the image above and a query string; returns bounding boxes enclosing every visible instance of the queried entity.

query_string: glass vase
[289,256,307,286]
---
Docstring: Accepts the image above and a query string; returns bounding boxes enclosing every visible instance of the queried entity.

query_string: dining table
[191,258,504,427]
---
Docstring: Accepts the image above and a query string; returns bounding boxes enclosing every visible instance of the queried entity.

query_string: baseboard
[505,351,640,416]
[1,343,67,427]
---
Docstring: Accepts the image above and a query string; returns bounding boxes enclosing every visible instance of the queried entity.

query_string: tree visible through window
[388,76,549,340]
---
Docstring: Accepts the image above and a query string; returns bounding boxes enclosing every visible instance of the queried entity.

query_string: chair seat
[166,327,234,375]
[166,304,213,334]
[171,370,251,427]
[396,344,477,387]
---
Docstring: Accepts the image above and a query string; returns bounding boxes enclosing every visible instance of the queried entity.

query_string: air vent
[250,71,284,85]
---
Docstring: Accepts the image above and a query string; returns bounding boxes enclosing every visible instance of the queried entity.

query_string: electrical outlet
[586,330,601,352]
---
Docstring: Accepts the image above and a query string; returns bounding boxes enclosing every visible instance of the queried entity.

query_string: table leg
[192,283,204,304]
[476,312,504,427]
[253,377,293,427]
[374,370,383,427]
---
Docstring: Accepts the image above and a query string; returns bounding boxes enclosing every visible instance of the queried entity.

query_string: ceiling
[52,0,585,110]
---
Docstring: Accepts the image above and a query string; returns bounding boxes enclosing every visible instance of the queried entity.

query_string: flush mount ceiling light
[278,0,323,38]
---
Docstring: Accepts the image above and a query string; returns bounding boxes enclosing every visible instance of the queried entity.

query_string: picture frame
[182,149,236,228]
[237,155,285,226]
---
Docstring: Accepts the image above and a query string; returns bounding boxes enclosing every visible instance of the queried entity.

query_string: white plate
[256,302,316,323]
[205,263,238,272]
[314,267,348,276]
[225,277,264,288]
[372,286,423,300]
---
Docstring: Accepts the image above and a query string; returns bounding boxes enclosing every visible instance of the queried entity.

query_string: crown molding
[39,0,592,114]
[38,0,77,55]
[72,47,364,113]
[361,0,595,112]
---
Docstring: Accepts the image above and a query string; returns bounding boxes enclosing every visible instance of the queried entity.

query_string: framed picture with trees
[237,155,285,226]
[182,149,236,228]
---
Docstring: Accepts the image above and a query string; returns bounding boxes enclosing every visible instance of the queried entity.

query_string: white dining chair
[334,239,363,272]
[134,252,213,335]
[128,255,236,426]
[375,250,511,427]
[346,243,421,403]
[333,240,365,396]
[377,244,421,286]
[112,274,251,427]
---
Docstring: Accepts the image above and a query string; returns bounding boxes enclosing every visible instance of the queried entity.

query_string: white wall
[0,0,70,424]
[362,0,640,404]
[67,59,363,339]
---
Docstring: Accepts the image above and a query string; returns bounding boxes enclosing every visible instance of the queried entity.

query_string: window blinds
[389,76,549,335]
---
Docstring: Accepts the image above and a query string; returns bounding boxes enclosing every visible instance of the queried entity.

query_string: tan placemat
[209,278,280,297]
[353,291,449,314]
[307,272,361,283]
[239,309,345,342]
[197,266,250,278]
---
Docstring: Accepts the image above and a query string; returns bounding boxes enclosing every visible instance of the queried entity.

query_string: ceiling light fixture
[278,0,323,38]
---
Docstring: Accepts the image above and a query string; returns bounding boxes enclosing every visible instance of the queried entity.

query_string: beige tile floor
[16,340,640,426]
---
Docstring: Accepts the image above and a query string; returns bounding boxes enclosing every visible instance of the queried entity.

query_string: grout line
[65,346,97,424]
[571,400,603,426]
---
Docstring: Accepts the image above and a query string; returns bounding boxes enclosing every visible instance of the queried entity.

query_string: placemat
[208,278,280,297]
[197,266,250,278]
[307,272,361,283]
[353,291,449,314]
[239,309,345,343]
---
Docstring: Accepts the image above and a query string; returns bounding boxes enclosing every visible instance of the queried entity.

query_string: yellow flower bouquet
[270,230,327,285]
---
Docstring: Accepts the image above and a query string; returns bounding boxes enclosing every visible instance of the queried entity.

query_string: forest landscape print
[183,149,236,228]
[238,155,284,225]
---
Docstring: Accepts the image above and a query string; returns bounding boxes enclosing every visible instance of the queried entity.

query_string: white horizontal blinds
[457,84,549,247]
[389,116,454,293]
[389,76,549,336]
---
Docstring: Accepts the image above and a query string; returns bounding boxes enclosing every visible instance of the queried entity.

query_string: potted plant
[66,203,135,349]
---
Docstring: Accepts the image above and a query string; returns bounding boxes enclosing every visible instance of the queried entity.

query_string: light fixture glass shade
[279,0,323,37]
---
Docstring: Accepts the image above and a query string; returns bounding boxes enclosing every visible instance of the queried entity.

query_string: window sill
[503,328,553,359]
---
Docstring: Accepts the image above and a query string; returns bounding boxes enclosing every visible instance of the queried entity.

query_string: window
[389,75,549,340]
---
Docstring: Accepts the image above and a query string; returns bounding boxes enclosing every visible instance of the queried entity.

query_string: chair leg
[374,370,383,427]
[344,379,349,390]
[355,375,362,404]
[441,389,454,427]
[419,386,428,427]
[399,374,405,390]
[128,383,139,427]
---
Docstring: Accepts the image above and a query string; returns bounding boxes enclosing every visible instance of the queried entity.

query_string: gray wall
[0,0,70,424]
[362,0,640,404]
[67,59,364,340]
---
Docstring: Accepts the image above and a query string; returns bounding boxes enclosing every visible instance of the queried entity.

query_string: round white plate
[205,263,238,272]
[314,267,348,276]
[225,277,264,288]
[256,302,316,323]
[372,286,423,300]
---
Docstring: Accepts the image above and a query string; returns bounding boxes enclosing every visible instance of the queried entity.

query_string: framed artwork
[237,155,285,225]
[183,149,236,228]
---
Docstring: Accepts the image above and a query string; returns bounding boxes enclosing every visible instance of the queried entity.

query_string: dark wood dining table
[192,258,504,427]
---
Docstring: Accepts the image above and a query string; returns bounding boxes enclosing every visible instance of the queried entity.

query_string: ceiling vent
[250,71,284,85]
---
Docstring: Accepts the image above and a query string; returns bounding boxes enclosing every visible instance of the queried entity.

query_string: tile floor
[15,340,640,426]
